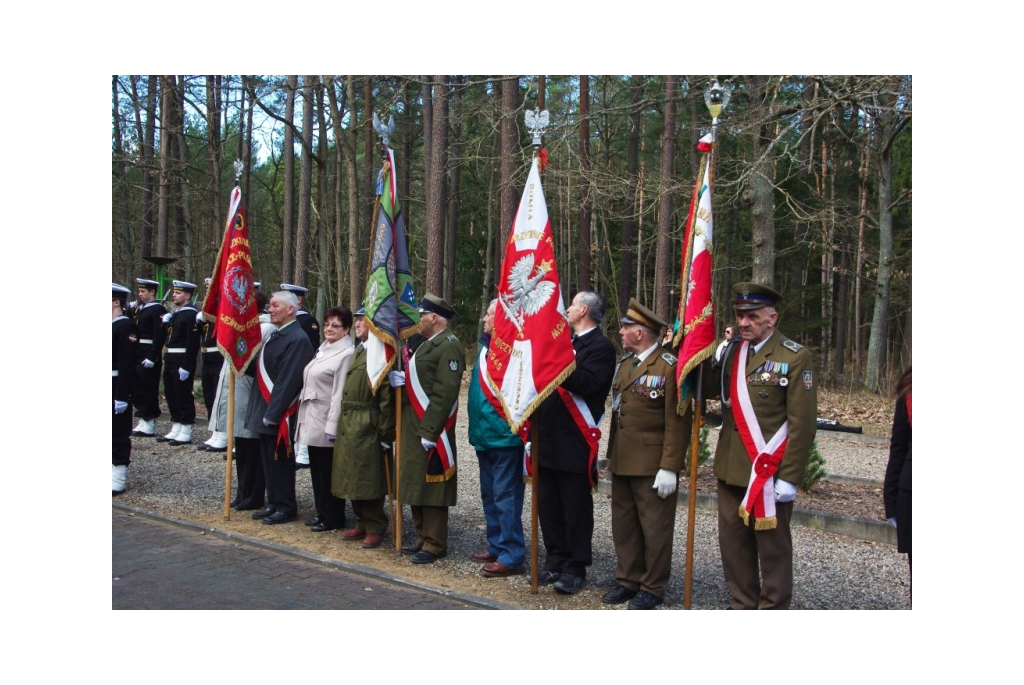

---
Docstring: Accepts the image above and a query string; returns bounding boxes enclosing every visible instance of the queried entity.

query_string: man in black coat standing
[244,290,315,525]
[533,290,616,595]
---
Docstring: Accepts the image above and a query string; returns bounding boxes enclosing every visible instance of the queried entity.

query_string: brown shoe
[481,561,525,578]
[470,550,498,563]
[341,528,366,541]
[361,534,383,549]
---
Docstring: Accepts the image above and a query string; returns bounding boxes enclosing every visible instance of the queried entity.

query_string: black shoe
[251,505,276,520]
[206,445,227,453]
[310,523,337,532]
[131,431,155,438]
[627,590,664,610]
[262,511,297,525]
[296,462,310,470]
[400,543,422,555]
[537,570,561,586]
[235,503,262,511]
[410,549,446,564]
[602,585,638,605]
[305,517,321,527]
[554,573,585,595]
[196,443,211,452]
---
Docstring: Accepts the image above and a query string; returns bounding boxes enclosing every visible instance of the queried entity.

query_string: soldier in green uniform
[332,306,395,550]
[392,294,465,564]
[604,298,692,610]
[703,282,817,609]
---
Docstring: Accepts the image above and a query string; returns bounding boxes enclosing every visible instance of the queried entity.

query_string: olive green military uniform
[398,329,465,555]
[332,343,395,535]
[608,344,692,599]
[704,329,817,609]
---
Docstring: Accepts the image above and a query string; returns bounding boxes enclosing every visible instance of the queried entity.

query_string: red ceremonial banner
[203,186,262,375]
[482,154,575,433]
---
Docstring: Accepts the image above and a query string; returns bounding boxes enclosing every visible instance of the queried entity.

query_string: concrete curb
[113,502,516,610]
[594,479,896,545]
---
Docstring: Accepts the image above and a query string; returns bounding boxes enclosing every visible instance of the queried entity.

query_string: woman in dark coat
[884,366,912,595]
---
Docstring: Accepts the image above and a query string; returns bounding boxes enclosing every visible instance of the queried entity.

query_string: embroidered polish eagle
[499,254,555,336]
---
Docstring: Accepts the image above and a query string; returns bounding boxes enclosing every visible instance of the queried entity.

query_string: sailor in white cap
[113,284,138,494]
[131,278,167,437]
[157,280,201,445]
[280,284,318,467]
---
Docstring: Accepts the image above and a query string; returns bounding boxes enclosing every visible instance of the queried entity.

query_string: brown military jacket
[704,331,817,487]
[607,345,692,476]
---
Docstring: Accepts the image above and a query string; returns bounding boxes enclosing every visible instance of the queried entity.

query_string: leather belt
[139,338,154,344]
[166,347,187,353]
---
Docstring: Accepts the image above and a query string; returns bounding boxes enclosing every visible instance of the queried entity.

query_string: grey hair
[271,291,298,309]
[576,290,605,323]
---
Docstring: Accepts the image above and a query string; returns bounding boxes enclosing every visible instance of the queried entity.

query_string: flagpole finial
[372,112,396,147]
[703,78,733,127]
[233,159,243,186]
[525,107,550,148]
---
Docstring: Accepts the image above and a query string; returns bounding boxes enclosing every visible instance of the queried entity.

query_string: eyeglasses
[324,323,346,329]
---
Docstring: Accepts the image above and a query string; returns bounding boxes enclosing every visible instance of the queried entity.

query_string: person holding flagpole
[391,293,465,565]
[703,282,817,609]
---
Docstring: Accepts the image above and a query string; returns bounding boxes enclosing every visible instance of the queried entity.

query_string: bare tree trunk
[205,75,222,252]
[295,76,314,287]
[445,76,462,303]
[362,77,374,276]
[112,77,134,278]
[314,77,330,321]
[172,77,193,278]
[421,76,433,203]
[345,77,362,304]
[157,76,173,258]
[654,75,676,318]
[865,119,896,392]
[498,76,519,279]
[325,77,348,305]
[855,125,871,380]
[578,75,592,291]
[619,76,643,315]
[426,76,449,296]
[744,76,777,286]
[282,75,297,281]
[130,76,156,260]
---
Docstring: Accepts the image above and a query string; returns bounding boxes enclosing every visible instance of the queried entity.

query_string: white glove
[141,359,155,369]
[524,441,532,458]
[326,433,336,442]
[889,517,897,529]
[114,400,128,414]
[178,368,190,381]
[774,479,797,503]
[262,418,276,427]
[389,370,406,387]
[653,468,678,499]
[420,437,437,451]
[162,312,173,324]
[196,310,205,323]
[380,442,391,450]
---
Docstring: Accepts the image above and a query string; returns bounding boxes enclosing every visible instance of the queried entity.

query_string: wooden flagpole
[683,367,702,608]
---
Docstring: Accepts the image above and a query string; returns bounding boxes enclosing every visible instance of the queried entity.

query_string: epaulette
[661,351,677,365]
[781,339,803,352]
[447,333,459,343]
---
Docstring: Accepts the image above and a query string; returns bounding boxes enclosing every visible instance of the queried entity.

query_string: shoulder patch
[448,359,459,372]
[782,339,803,352]
[661,352,677,365]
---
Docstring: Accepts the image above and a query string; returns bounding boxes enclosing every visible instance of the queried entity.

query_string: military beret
[732,282,782,311]
[620,297,667,332]
[418,292,456,319]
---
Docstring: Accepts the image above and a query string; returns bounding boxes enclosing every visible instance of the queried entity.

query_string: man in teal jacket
[468,299,526,577]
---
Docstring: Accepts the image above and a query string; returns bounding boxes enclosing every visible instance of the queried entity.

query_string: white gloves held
[421,438,437,452]
[141,359,155,369]
[653,468,678,499]
[326,433,336,442]
[774,479,797,503]
[389,370,406,387]
[524,441,532,458]
[178,368,190,381]
[114,400,128,414]
[162,313,173,324]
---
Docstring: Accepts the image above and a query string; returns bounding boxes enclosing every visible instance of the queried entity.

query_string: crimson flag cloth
[672,132,717,410]
[202,186,262,375]
[482,153,576,434]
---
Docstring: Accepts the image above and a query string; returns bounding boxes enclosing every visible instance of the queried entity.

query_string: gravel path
[117,384,909,610]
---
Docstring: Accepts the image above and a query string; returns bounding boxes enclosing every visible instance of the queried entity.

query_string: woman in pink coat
[295,306,354,532]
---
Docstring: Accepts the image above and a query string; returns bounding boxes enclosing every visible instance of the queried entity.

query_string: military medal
[779,377,788,386]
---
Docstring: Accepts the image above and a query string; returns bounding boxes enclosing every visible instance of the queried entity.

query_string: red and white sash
[557,387,602,488]
[257,349,299,457]
[406,349,458,482]
[731,341,789,530]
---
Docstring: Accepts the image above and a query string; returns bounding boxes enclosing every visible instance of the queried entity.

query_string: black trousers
[538,464,594,578]
[133,359,162,420]
[113,399,133,467]
[201,355,223,419]
[308,445,346,528]
[259,433,297,517]
[163,357,196,424]
[233,437,265,509]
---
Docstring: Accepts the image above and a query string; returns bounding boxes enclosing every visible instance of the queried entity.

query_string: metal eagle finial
[372,112,395,147]
[525,107,550,147]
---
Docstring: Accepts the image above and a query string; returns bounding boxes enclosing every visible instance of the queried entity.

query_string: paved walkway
[112,508,481,610]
